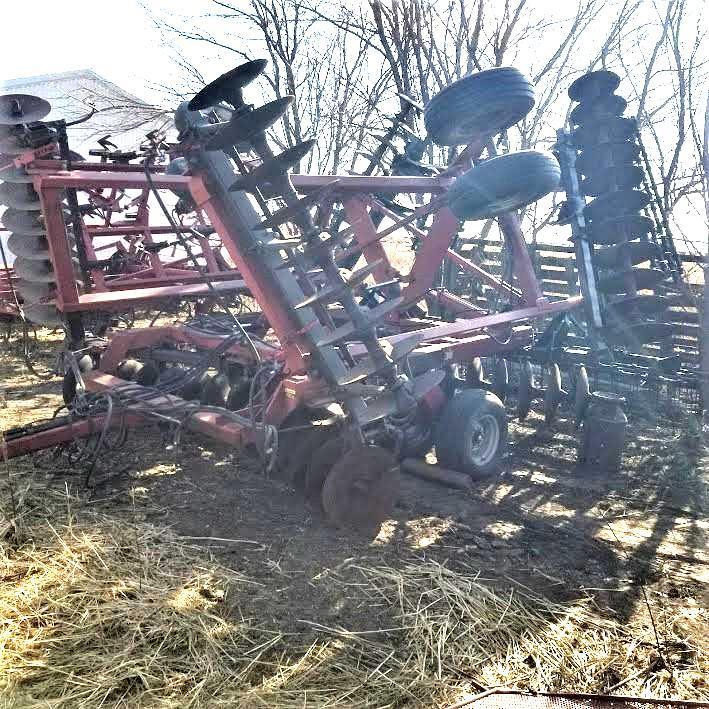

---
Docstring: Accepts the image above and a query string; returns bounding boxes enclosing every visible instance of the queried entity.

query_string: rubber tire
[424,67,535,146]
[434,389,507,478]
[447,150,560,221]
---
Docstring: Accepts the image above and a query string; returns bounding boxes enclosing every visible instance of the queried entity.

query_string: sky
[0,1,170,102]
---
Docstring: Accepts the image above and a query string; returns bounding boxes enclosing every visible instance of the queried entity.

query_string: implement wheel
[425,67,535,146]
[435,389,507,478]
[447,150,560,221]
[321,445,399,538]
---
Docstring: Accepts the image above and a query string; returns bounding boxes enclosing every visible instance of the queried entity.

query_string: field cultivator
[0,61,698,535]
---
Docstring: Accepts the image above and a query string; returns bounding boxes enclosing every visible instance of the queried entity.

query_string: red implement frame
[3,139,582,458]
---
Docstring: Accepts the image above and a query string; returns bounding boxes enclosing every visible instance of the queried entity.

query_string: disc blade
[207,97,294,150]
[606,293,669,317]
[584,189,651,223]
[23,302,61,327]
[16,279,53,302]
[0,164,32,183]
[597,266,666,295]
[572,116,635,149]
[568,70,620,102]
[0,182,40,210]
[593,240,660,269]
[580,164,644,197]
[0,94,51,125]
[7,233,50,259]
[586,214,653,245]
[604,322,675,346]
[229,139,315,191]
[321,445,399,538]
[576,142,640,175]
[188,59,268,111]
[13,258,56,283]
[570,94,627,125]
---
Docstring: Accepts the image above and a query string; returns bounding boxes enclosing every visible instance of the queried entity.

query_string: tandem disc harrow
[0,93,79,327]
[3,58,697,537]
[562,70,681,350]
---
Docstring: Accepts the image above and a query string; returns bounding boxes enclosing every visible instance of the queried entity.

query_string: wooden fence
[455,239,704,363]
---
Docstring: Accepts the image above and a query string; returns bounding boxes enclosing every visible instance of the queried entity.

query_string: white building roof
[1,69,172,155]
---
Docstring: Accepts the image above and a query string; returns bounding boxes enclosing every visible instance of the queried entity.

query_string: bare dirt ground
[1,327,707,704]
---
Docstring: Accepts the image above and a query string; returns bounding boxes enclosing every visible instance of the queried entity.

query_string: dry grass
[0,478,707,708]
[0,327,707,707]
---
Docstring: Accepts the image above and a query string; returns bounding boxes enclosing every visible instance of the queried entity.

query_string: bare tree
[144,0,391,172]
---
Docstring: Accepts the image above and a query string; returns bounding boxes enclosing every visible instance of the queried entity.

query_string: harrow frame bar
[3,126,582,461]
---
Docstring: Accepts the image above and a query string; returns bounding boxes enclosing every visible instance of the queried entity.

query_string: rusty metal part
[491,358,509,403]
[517,359,535,421]
[573,365,590,427]
[543,362,564,425]
[578,391,627,471]
[321,445,399,537]
[304,436,347,508]
[449,687,705,709]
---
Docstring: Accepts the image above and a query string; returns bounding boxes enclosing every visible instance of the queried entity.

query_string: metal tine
[274,227,355,270]
[337,334,422,386]
[229,139,315,192]
[254,238,302,250]
[207,96,294,151]
[396,92,424,114]
[294,259,384,310]
[357,369,444,425]
[316,296,403,348]
[255,179,340,230]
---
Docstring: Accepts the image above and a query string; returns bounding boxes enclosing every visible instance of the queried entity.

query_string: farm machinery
[0,61,696,535]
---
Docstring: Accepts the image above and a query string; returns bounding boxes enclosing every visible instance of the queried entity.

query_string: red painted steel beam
[87,225,199,237]
[445,248,522,301]
[400,205,461,305]
[57,278,247,312]
[2,415,121,459]
[96,325,280,374]
[498,212,545,306]
[412,326,532,362]
[348,296,582,357]
[30,160,166,174]
[85,372,247,446]
[36,170,450,195]
[101,271,241,290]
